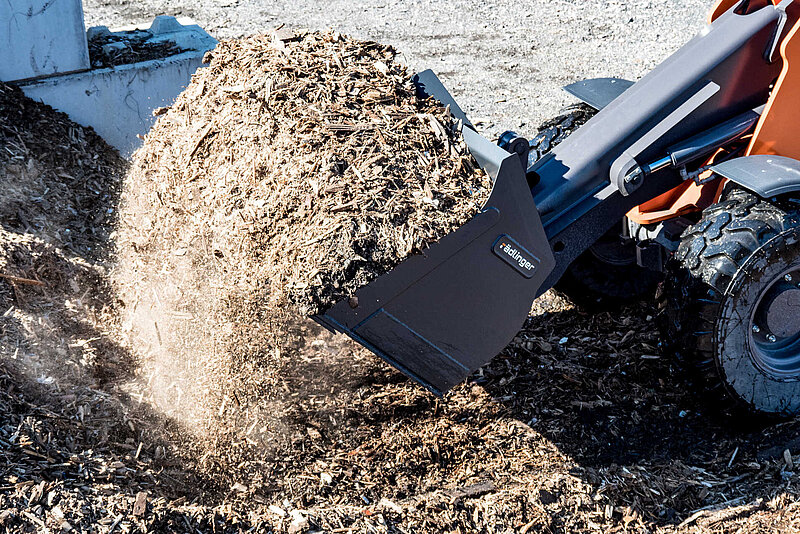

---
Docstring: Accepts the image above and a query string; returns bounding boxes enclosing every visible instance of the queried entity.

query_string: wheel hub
[764,286,800,338]
[750,267,800,379]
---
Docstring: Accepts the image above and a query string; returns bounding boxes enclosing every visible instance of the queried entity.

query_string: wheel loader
[314,0,800,417]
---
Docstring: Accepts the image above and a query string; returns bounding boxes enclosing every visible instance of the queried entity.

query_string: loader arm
[314,2,800,395]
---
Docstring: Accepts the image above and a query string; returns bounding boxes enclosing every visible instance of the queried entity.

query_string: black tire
[659,186,800,416]
[555,225,665,310]
[528,104,596,166]
[531,104,662,309]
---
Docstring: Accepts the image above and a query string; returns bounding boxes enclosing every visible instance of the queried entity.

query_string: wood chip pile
[0,81,251,532]
[118,29,489,316]
[1,82,122,256]
[113,30,491,455]
[88,32,186,68]
[0,80,124,391]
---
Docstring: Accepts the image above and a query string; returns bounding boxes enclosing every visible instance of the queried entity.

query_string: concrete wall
[3,7,216,157]
[19,51,208,157]
[0,0,90,82]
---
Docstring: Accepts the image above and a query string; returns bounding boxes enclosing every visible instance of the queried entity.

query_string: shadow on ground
[479,301,800,526]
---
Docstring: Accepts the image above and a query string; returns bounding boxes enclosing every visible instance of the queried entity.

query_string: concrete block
[108,16,215,52]
[149,15,184,35]
[0,0,90,82]
[18,17,217,157]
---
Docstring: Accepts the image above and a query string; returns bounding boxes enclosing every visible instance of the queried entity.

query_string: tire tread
[658,186,797,413]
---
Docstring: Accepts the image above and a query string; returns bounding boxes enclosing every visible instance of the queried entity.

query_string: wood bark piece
[132,491,148,517]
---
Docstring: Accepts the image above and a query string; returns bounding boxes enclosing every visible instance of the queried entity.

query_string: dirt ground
[2,1,799,533]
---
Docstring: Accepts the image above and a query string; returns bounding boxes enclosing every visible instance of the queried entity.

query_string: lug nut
[752,324,761,333]
[768,334,777,343]
[786,274,794,282]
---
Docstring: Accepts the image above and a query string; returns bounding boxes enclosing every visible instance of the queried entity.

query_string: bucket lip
[413,69,513,183]
[412,69,474,130]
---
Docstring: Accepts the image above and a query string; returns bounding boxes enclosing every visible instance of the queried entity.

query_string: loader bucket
[312,71,556,395]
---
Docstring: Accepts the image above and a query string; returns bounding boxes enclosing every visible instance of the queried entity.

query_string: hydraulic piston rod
[624,107,763,185]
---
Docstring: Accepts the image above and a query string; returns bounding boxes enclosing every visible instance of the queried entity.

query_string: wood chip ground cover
[1,37,800,534]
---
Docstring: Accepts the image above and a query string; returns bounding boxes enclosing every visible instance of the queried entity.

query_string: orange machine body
[630,0,800,225]
[747,15,800,156]
[707,0,774,24]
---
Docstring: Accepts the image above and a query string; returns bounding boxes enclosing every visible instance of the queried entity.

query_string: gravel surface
[82,0,708,139]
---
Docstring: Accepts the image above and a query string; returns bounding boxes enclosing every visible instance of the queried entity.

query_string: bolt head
[624,167,643,185]
[753,324,761,333]
[768,334,777,343]
[786,274,794,283]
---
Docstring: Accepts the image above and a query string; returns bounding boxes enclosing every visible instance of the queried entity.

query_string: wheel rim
[750,266,800,380]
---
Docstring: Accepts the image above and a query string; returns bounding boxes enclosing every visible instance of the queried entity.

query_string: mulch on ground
[2,35,800,533]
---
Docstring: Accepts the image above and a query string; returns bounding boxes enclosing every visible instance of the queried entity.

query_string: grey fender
[563,78,634,110]
[712,155,800,197]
